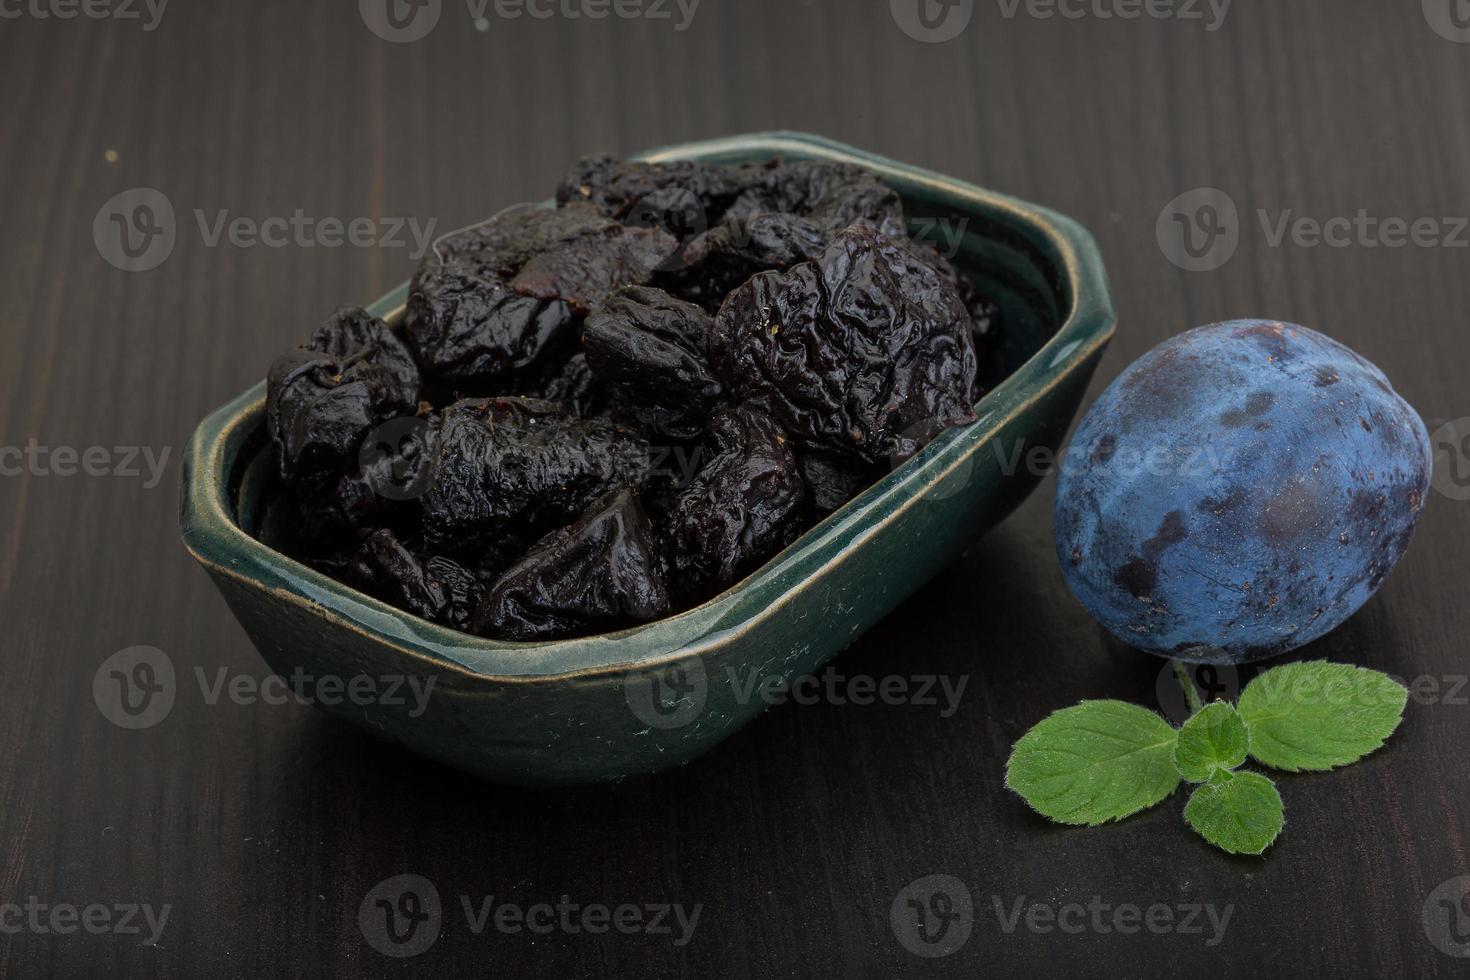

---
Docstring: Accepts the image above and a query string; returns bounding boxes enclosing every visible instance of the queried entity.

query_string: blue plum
[1055,320,1432,664]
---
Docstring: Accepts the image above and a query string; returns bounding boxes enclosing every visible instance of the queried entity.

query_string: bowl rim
[180,131,1116,683]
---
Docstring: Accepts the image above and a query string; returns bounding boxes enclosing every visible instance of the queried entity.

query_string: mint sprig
[1005,660,1408,856]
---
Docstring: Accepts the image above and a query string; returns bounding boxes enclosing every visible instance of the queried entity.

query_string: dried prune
[406,204,675,388]
[729,160,907,240]
[406,267,572,388]
[514,352,612,418]
[556,156,758,222]
[473,488,670,640]
[422,397,651,554]
[797,452,885,514]
[583,286,723,424]
[348,529,483,632]
[709,224,977,464]
[668,212,830,309]
[267,307,420,477]
[667,406,807,598]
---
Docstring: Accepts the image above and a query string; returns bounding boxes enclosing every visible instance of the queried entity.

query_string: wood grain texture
[2,0,1469,976]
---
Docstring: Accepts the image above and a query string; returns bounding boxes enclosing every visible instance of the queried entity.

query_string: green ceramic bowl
[180,132,1116,786]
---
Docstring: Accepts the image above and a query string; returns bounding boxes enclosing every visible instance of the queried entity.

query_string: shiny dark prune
[556,156,759,222]
[709,224,977,465]
[514,352,613,418]
[667,406,807,598]
[667,212,830,308]
[406,204,676,388]
[405,267,573,388]
[583,286,723,425]
[422,397,651,554]
[728,160,908,239]
[797,452,885,514]
[665,161,909,308]
[473,488,670,641]
[266,307,420,478]
[348,529,483,632]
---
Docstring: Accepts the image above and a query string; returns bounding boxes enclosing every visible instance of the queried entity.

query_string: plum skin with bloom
[1054,320,1432,665]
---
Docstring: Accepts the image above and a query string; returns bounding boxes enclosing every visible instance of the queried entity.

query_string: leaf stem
[1173,660,1203,717]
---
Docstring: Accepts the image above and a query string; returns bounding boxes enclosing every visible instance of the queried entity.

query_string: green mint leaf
[1006,701,1181,826]
[1172,701,1249,782]
[1183,770,1284,856]
[1237,661,1408,772]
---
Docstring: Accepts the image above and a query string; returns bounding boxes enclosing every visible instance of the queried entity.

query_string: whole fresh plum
[1055,320,1431,664]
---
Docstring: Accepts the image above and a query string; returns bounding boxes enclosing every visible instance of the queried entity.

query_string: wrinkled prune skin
[667,407,807,598]
[267,307,420,477]
[797,452,884,514]
[406,267,573,388]
[583,286,723,425]
[709,225,978,465]
[911,241,1004,350]
[422,397,651,554]
[729,160,908,240]
[514,352,612,418]
[666,161,909,309]
[669,212,830,310]
[406,204,675,388]
[509,222,678,314]
[473,488,671,641]
[348,529,484,632]
[556,156,758,222]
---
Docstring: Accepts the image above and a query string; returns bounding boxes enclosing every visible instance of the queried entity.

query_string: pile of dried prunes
[264,156,1001,640]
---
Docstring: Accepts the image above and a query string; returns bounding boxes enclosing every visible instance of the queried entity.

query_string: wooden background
[3,0,1469,976]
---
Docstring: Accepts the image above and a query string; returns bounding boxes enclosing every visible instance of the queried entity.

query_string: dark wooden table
[4,0,1469,976]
